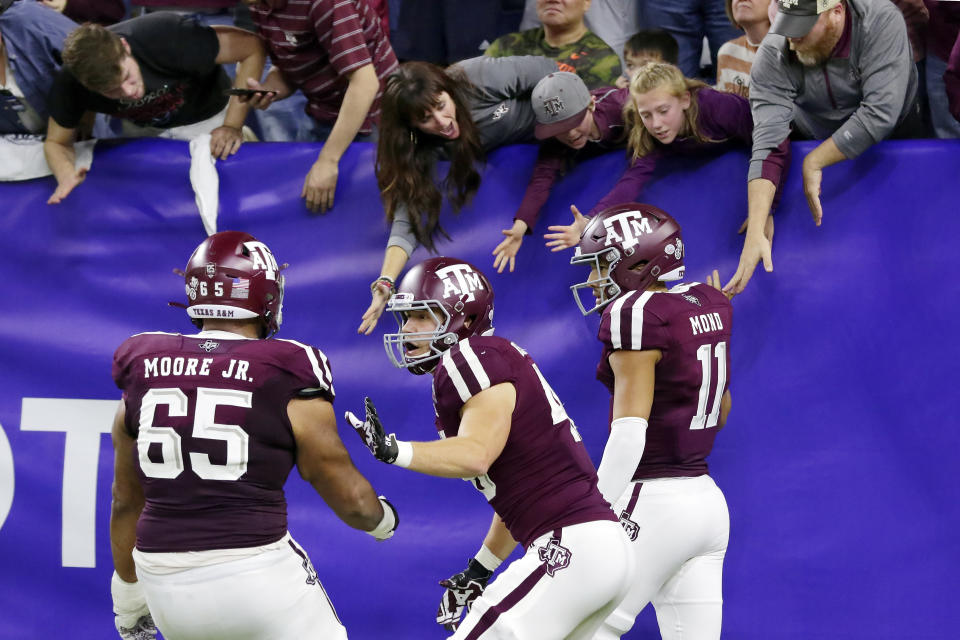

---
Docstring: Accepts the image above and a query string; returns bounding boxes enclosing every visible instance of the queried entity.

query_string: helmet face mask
[383,294,458,374]
[382,257,495,375]
[179,231,286,338]
[570,203,684,314]
[570,247,622,315]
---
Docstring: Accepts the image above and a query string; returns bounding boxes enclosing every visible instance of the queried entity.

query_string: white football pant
[594,474,729,640]
[453,519,635,640]
[133,533,347,640]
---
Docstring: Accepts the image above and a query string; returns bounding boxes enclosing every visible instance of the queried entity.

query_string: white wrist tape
[367,496,398,540]
[111,571,149,627]
[393,439,413,468]
[596,416,648,507]
[474,544,503,572]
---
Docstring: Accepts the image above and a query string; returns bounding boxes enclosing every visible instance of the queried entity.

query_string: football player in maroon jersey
[109,231,397,640]
[570,203,732,640]
[346,256,634,639]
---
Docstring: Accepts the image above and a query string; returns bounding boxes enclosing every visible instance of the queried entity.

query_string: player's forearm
[321,478,386,531]
[403,436,495,479]
[745,178,777,240]
[110,502,142,582]
[317,64,378,165]
[481,514,518,561]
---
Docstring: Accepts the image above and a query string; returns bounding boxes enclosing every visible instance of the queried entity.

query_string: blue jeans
[295,119,378,144]
[641,0,741,79]
[925,53,960,139]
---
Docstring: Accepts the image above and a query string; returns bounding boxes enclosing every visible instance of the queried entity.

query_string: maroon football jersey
[432,335,615,548]
[112,330,335,552]
[597,282,733,480]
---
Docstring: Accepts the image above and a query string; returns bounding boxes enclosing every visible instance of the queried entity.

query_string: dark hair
[376,61,484,251]
[62,23,127,93]
[624,29,680,66]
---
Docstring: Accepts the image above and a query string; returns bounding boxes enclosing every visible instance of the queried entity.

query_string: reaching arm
[358,244,410,335]
[209,26,267,159]
[44,117,86,204]
[404,383,514,478]
[303,63,380,213]
[723,177,777,296]
[594,349,658,505]
[800,137,847,226]
[347,384,515,479]
[288,396,393,535]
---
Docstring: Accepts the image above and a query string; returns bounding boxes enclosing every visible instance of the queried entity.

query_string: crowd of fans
[2,0,958,297]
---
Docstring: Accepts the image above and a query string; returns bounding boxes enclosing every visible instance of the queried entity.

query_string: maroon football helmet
[384,257,495,374]
[570,203,684,315]
[178,231,285,337]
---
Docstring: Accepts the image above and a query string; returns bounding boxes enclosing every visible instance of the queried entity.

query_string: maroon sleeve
[890,0,929,62]
[62,0,126,24]
[514,145,567,233]
[589,152,659,216]
[311,0,374,76]
[948,30,960,122]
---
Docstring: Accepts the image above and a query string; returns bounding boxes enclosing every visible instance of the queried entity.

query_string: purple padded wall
[0,138,957,638]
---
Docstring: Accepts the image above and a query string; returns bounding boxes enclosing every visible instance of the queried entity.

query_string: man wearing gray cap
[724,0,922,297]
[492,70,629,273]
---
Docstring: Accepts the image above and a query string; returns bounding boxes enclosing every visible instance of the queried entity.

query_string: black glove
[436,558,494,631]
[345,396,399,464]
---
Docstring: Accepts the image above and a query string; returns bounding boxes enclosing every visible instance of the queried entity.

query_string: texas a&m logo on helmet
[570,203,685,315]
[383,257,495,375]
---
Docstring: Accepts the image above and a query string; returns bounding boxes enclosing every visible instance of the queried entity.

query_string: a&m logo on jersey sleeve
[436,264,485,302]
[538,537,572,576]
[603,210,653,251]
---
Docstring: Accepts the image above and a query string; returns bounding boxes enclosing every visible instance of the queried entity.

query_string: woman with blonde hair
[544,61,788,251]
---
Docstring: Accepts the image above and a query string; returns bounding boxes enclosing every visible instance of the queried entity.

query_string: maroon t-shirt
[112,330,335,552]
[597,283,733,480]
[249,0,398,132]
[432,335,615,548]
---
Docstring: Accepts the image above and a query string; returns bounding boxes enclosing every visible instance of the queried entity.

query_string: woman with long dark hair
[357,55,557,334]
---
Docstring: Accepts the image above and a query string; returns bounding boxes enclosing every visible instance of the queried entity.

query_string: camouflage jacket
[484,27,622,90]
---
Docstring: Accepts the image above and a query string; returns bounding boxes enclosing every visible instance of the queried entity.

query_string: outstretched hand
[358,284,392,335]
[47,168,87,205]
[544,205,588,252]
[802,158,824,226]
[723,216,774,297]
[345,397,399,464]
[492,220,528,273]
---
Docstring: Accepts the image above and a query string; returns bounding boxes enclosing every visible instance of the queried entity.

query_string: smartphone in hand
[223,88,276,97]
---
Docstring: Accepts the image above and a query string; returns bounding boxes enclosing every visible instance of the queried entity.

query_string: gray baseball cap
[532,72,592,140]
[770,0,842,38]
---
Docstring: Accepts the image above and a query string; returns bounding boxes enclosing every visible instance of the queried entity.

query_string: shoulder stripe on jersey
[277,338,334,395]
[440,349,472,403]
[611,291,654,350]
[459,339,491,393]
